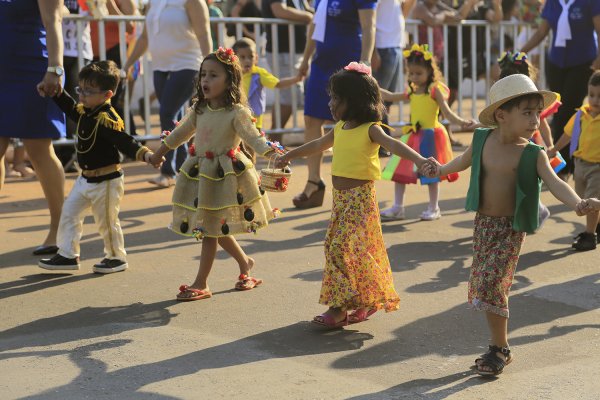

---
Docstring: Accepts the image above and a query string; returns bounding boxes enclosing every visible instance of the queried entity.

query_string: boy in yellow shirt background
[548,71,600,251]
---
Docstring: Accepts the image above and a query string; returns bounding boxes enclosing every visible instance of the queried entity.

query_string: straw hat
[478,74,558,127]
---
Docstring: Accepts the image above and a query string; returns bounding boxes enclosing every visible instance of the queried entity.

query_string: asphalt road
[1,145,599,399]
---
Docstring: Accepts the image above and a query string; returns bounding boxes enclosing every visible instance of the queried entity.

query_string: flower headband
[403,44,432,61]
[344,61,371,76]
[215,47,238,65]
[498,51,528,68]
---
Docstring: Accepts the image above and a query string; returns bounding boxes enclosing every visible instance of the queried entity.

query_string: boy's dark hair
[589,71,600,86]
[193,52,245,113]
[232,37,256,54]
[497,93,544,119]
[327,69,385,123]
[78,60,120,92]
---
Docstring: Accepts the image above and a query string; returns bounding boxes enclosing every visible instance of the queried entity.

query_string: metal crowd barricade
[57,15,547,149]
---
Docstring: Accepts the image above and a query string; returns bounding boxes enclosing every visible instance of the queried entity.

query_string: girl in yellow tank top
[380,44,475,221]
[276,63,427,328]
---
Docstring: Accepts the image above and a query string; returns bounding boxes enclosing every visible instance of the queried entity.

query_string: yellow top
[409,81,449,129]
[242,65,279,129]
[564,105,600,163]
[331,121,381,180]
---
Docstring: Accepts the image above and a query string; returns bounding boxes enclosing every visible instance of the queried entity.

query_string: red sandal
[176,285,212,301]
[235,274,263,290]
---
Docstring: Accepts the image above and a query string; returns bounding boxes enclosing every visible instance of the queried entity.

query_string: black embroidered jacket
[53,91,150,171]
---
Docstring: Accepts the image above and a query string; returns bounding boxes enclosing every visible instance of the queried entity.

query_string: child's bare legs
[217,235,255,276]
[381,183,406,219]
[178,237,218,299]
[477,311,511,373]
[427,182,439,211]
[420,183,441,220]
[585,211,600,235]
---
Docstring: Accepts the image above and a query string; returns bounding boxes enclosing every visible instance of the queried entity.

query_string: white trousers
[57,175,126,261]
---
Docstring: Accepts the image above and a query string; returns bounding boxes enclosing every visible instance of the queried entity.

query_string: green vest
[465,128,542,233]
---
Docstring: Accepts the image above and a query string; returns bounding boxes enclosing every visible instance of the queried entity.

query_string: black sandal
[475,345,511,377]
[292,179,326,209]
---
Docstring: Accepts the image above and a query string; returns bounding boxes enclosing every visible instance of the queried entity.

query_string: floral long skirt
[469,213,526,318]
[319,182,400,312]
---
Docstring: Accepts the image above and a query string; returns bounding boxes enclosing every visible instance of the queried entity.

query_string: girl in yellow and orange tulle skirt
[380,44,475,221]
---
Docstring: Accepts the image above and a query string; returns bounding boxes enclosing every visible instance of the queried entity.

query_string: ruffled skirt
[382,127,458,184]
[170,151,275,238]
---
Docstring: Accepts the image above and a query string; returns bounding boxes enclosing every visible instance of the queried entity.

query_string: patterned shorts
[319,182,400,312]
[468,213,526,318]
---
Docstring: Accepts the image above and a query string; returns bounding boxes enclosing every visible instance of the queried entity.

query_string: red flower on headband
[344,62,371,76]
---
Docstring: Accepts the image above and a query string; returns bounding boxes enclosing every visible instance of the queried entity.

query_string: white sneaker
[420,207,441,221]
[148,174,174,188]
[381,206,405,221]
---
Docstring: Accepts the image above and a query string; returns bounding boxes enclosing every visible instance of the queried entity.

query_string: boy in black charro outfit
[37,60,164,274]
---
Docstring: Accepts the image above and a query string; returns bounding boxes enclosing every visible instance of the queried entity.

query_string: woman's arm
[485,0,503,23]
[401,0,417,18]
[122,23,148,72]
[592,14,600,70]
[186,0,213,56]
[411,2,446,26]
[37,0,64,96]
[298,22,316,79]
[108,0,136,34]
[358,8,376,63]
[270,2,313,23]
[369,125,426,166]
[521,19,550,53]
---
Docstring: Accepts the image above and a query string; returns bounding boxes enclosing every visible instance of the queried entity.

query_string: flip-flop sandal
[348,308,377,324]
[312,312,348,329]
[235,274,263,291]
[176,285,212,301]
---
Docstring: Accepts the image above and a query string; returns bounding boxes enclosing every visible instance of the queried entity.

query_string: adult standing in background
[90,0,138,135]
[372,0,416,156]
[262,0,313,143]
[0,0,67,255]
[294,0,378,209]
[123,0,212,188]
[522,0,600,177]
[56,0,94,170]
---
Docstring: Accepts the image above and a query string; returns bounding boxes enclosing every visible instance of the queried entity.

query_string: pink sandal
[348,308,377,324]
[312,312,349,328]
[176,285,212,301]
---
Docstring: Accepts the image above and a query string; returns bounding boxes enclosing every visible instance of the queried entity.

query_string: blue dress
[304,0,378,121]
[0,0,65,139]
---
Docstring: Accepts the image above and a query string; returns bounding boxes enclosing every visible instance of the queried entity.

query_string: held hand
[274,154,290,169]
[37,72,62,98]
[546,146,557,159]
[147,152,165,169]
[575,200,589,216]
[421,157,442,178]
[298,59,310,79]
[462,119,481,131]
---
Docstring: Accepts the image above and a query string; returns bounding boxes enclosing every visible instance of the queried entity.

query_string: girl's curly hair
[498,52,538,81]
[328,69,386,124]
[405,52,444,94]
[192,53,246,114]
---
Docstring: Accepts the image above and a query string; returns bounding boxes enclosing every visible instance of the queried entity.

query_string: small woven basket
[260,156,292,192]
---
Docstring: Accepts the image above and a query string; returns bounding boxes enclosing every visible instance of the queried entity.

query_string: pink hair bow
[344,62,372,76]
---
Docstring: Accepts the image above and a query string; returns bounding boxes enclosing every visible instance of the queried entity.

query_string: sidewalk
[1,138,599,399]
